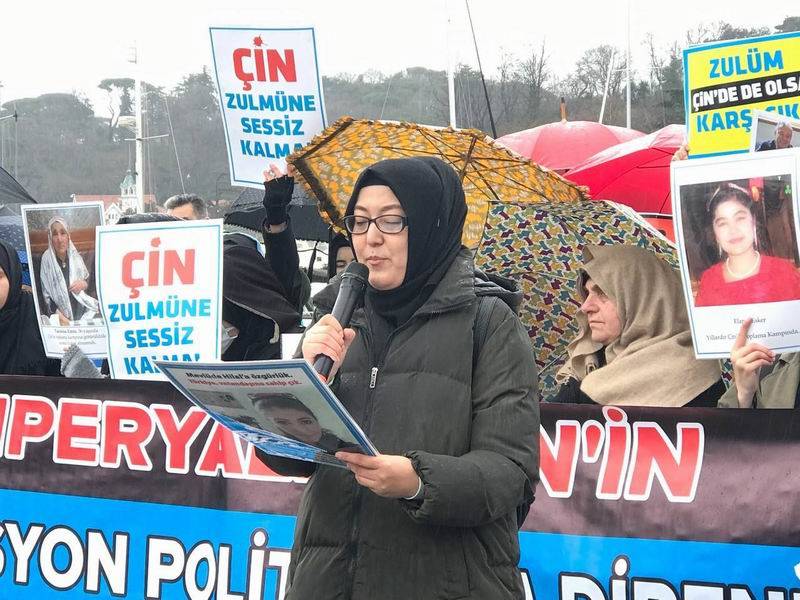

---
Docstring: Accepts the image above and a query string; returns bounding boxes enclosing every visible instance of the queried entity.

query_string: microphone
[313,261,369,380]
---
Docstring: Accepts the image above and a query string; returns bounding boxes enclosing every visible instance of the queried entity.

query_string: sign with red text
[2,376,800,599]
[95,220,223,380]
[209,27,326,188]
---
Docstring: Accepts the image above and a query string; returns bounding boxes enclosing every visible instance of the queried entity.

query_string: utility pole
[626,1,632,129]
[130,45,145,213]
[445,0,457,128]
[126,44,167,213]
[599,51,616,124]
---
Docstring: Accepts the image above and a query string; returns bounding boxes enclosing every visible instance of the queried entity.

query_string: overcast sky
[0,0,793,117]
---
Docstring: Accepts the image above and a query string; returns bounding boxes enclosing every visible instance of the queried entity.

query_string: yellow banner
[683,32,800,157]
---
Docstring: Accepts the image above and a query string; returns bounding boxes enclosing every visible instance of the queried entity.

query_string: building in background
[72,170,156,224]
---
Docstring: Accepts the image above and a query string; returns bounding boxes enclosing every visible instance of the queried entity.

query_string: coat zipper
[369,367,378,389]
[343,299,474,597]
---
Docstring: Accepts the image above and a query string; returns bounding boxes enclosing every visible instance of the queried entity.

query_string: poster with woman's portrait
[672,151,800,358]
[21,202,107,358]
[157,360,378,468]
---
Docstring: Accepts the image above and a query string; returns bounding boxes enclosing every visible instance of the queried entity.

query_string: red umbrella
[564,124,685,216]
[496,120,644,173]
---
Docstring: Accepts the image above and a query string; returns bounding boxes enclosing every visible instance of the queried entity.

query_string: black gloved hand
[263,175,294,226]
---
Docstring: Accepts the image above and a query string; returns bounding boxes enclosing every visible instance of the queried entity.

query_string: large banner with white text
[1,376,798,599]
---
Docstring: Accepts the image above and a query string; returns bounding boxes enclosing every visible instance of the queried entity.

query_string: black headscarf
[222,236,301,360]
[0,240,50,375]
[344,157,467,327]
[327,231,351,280]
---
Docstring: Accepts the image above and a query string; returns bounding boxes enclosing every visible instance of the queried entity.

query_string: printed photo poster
[683,31,800,158]
[672,151,800,357]
[209,26,326,188]
[157,359,378,467]
[749,110,800,152]
[20,202,107,358]
[95,220,223,381]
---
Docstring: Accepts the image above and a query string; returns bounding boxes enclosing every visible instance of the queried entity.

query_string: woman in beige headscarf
[553,244,724,407]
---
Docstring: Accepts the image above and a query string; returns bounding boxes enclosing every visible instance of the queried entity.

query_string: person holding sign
[694,183,800,307]
[39,217,99,325]
[264,157,539,600]
[553,245,724,407]
[718,318,800,409]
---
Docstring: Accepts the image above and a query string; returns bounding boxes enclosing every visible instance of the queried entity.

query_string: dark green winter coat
[273,250,539,600]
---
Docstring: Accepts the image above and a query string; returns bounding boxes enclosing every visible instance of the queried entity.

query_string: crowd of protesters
[2,150,799,600]
[1,153,798,409]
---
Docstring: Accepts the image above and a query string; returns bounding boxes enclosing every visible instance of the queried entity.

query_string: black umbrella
[0,215,31,285]
[227,185,329,242]
[0,166,36,212]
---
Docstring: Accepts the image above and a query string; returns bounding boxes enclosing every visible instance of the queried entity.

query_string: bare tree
[98,78,134,140]
[567,45,622,99]
[496,50,521,129]
[645,33,667,128]
[517,39,550,125]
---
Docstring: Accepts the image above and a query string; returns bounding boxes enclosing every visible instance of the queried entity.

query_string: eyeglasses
[341,214,408,235]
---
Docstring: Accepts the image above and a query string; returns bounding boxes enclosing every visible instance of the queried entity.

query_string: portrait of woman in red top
[694,183,800,307]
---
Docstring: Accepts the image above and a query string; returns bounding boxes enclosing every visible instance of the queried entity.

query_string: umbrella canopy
[495,121,644,173]
[474,200,677,400]
[0,215,31,285]
[227,184,329,242]
[289,117,586,249]
[564,124,685,215]
[0,166,36,210]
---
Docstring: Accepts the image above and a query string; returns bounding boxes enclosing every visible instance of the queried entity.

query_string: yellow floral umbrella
[289,116,587,248]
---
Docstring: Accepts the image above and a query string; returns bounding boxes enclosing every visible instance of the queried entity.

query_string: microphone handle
[313,354,335,378]
[311,284,361,380]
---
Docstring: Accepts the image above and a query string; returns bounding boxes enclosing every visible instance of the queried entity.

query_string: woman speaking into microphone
[272,156,539,599]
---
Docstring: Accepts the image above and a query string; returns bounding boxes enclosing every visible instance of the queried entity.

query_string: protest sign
[95,220,223,380]
[158,359,378,467]
[20,202,107,358]
[2,376,800,599]
[683,31,800,158]
[209,27,326,188]
[672,151,800,357]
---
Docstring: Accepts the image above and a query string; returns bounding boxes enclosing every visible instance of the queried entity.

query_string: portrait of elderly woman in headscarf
[39,217,99,326]
[553,244,724,407]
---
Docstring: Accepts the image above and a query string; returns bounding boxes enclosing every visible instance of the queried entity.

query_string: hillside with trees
[0,17,796,206]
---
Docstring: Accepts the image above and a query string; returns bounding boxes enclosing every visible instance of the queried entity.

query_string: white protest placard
[95,220,223,380]
[21,202,107,358]
[672,151,800,358]
[209,26,326,188]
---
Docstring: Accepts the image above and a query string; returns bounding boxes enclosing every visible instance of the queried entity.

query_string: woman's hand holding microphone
[301,314,356,382]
